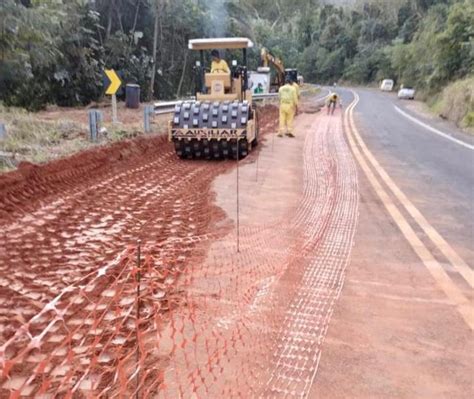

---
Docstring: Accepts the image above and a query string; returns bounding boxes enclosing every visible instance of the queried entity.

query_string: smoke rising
[202,0,229,38]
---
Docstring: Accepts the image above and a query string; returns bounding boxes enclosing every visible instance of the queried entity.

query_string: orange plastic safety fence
[0,111,358,398]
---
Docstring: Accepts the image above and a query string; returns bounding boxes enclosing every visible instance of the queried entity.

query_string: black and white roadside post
[88,110,99,142]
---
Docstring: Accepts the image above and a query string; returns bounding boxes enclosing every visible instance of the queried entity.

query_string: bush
[434,76,474,129]
[464,112,474,129]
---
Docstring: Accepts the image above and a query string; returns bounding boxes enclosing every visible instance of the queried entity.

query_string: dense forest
[0,0,472,111]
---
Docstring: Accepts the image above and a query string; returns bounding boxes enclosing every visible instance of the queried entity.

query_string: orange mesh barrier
[0,109,358,397]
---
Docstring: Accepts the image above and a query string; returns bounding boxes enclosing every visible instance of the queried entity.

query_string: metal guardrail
[152,84,323,116]
[253,93,280,100]
[154,100,190,115]
[153,84,329,115]
[146,86,321,131]
[153,93,280,115]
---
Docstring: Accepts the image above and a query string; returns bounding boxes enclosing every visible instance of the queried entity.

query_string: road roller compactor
[169,38,259,159]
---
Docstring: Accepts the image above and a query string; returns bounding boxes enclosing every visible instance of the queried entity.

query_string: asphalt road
[341,87,474,265]
[313,88,473,398]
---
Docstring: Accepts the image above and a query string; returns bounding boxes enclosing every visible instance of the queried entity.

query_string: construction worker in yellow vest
[278,77,298,137]
[292,80,300,103]
[210,49,230,74]
[292,80,301,115]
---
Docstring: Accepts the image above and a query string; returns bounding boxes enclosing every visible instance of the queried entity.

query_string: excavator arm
[261,48,285,87]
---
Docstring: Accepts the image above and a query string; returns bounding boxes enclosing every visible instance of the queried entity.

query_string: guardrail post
[89,110,98,142]
[144,105,154,133]
[0,123,6,140]
[97,110,103,125]
[89,110,103,142]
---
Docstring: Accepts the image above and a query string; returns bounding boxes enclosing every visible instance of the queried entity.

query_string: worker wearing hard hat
[210,49,230,74]
[278,77,298,138]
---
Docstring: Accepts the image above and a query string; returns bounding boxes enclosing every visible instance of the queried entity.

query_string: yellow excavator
[260,47,298,92]
[169,38,258,159]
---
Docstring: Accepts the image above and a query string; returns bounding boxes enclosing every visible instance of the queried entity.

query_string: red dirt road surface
[1,93,472,398]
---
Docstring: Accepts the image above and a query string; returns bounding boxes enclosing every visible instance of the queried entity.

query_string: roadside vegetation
[429,76,474,131]
[0,104,167,171]
[0,0,472,136]
[0,105,87,171]
[1,1,472,104]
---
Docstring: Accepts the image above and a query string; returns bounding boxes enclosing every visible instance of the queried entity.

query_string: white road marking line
[394,105,474,150]
[360,99,474,289]
[346,92,474,330]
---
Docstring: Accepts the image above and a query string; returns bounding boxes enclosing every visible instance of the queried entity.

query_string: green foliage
[227,0,473,93]
[0,0,472,110]
[0,0,209,108]
[0,0,103,109]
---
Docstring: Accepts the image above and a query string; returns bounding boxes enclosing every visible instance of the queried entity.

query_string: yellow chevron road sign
[105,69,122,95]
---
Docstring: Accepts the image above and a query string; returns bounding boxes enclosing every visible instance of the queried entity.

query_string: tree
[0,0,472,108]
[435,1,474,81]
[148,0,160,100]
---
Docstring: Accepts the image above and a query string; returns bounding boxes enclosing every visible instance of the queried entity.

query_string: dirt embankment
[0,104,278,223]
[0,102,172,171]
[0,134,168,223]
[0,104,279,397]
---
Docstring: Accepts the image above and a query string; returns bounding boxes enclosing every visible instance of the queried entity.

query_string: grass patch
[463,111,474,129]
[0,104,90,171]
[430,76,474,132]
[0,103,161,172]
[302,85,321,96]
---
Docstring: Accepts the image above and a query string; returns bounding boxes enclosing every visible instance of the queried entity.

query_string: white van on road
[380,79,394,92]
[398,87,416,100]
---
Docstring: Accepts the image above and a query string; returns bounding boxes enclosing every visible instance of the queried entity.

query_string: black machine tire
[230,139,251,160]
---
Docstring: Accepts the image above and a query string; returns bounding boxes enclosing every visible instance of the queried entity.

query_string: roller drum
[171,100,256,159]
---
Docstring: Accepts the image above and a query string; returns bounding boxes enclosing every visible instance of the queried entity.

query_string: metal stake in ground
[237,139,240,253]
[135,239,142,399]
[255,149,259,182]
[255,111,260,181]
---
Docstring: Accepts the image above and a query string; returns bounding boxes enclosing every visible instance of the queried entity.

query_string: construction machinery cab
[191,38,253,103]
[285,69,298,84]
[169,38,259,160]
